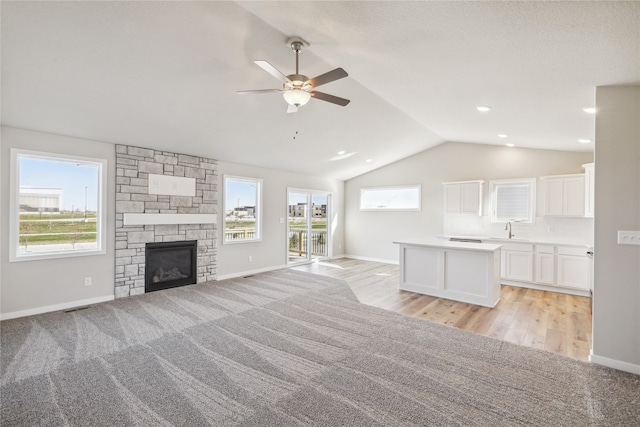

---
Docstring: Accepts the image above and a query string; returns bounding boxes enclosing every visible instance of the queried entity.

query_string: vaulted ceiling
[2,2,638,180]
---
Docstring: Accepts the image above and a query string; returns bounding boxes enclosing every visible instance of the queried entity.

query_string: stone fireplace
[115,145,217,298]
[145,240,197,293]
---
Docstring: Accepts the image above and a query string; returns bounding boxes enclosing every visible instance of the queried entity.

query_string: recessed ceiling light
[578,139,592,144]
[476,105,491,112]
[330,152,355,161]
[506,143,515,147]
[497,134,508,138]
[582,107,596,114]
[366,159,372,163]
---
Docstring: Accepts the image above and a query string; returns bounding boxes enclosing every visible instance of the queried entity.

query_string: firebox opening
[145,240,197,293]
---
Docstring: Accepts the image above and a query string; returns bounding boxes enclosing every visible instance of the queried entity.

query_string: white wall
[591,85,640,374]
[1,127,116,318]
[216,160,344,279]
[0,127,344,317]
[344,142,593,262]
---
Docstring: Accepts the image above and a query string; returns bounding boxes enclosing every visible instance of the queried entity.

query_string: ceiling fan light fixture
[283,89,311,107]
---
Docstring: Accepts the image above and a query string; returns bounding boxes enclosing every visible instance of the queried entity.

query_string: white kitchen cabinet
[493,240,590,296]
[557,246,590,290]
[535,245,555,285]
[582,163,594,218]
[443,180,483,216]
[502,242,533,282]
[541,174,585,217]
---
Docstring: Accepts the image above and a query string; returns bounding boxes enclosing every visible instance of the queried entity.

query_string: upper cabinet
[443,180,484,216]
[582,163,595,218]
[541,174,585,217]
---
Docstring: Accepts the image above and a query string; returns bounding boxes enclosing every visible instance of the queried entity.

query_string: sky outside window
[20,156,99,212]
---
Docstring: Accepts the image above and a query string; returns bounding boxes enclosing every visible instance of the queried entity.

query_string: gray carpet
[1,270,638,426]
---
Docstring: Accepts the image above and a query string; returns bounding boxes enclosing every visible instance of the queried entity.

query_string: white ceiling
[2,1,639,180]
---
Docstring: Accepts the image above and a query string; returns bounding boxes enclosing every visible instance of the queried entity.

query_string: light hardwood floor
[292,258,592,361]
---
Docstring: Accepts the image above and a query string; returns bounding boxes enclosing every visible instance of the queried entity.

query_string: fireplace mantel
[123,213,217,226]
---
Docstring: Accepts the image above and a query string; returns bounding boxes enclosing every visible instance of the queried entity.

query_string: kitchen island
[394,239,502,307]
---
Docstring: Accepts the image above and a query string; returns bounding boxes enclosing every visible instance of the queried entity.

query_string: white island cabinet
[395,240,502,308]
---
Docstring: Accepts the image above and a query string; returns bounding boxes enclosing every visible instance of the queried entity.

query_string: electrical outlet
[248,256,253,263]
[618,230,640,245]
[84,277,92,286]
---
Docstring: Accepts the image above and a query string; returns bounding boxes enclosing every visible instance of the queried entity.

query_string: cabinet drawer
[501,242,533,252]
[557,246,588,257]
[536,245,554,254]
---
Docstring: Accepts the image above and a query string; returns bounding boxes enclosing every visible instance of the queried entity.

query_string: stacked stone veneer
[115,144,217,298]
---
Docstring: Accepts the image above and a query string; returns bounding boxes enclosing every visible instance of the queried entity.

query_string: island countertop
[393,239,502,253]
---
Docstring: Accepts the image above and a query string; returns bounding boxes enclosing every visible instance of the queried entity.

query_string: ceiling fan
[238,38,350,113]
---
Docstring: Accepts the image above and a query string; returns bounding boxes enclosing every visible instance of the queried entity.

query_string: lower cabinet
[499,241,590,296]
[504,250,533,282]
[557,247,590,291]
[536,253,555,285]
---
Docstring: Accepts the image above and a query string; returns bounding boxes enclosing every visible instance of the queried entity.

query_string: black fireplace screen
[145,240,197,293]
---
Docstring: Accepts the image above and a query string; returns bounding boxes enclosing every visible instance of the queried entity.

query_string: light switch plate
[617,230,640,245]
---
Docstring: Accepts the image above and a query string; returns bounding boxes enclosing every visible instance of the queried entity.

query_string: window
[490,178,536,223]
[360,185,421,211]
[10,149,107,262]
[224,175,262,243]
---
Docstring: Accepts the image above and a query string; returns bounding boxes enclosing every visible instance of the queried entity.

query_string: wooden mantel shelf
[123,213,217,226]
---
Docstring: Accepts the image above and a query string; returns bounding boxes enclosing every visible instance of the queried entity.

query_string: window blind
[495,183,531,221]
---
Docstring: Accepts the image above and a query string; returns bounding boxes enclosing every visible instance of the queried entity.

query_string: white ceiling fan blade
[287,104,298,114]
[254,60,291,84]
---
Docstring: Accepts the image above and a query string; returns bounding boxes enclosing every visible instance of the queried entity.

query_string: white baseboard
[589,351,640,375]
[1,294,115,321]
[343,254,399,265]
[501,280,591,297]
[216,264,288,281]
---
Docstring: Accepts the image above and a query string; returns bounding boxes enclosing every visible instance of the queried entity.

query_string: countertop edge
[394,240,502,252]
[440,235,592,248]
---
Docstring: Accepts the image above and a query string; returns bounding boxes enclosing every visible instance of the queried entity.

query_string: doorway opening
[287,189,331,265]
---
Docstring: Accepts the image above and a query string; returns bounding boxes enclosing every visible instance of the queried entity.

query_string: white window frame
[223,175,262,244]
[10,149,107,262]
[359,185,422,211]
[489,178,536,223]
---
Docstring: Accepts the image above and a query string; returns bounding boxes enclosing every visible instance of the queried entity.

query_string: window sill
[10,247,107,263]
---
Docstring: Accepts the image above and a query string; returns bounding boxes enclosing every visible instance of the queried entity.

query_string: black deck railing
[288,229,327,257]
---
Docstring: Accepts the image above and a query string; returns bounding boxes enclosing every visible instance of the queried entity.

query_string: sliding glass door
[287,189,330,265]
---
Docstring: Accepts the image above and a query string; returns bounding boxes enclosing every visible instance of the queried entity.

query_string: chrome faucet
[505,221,514,239]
